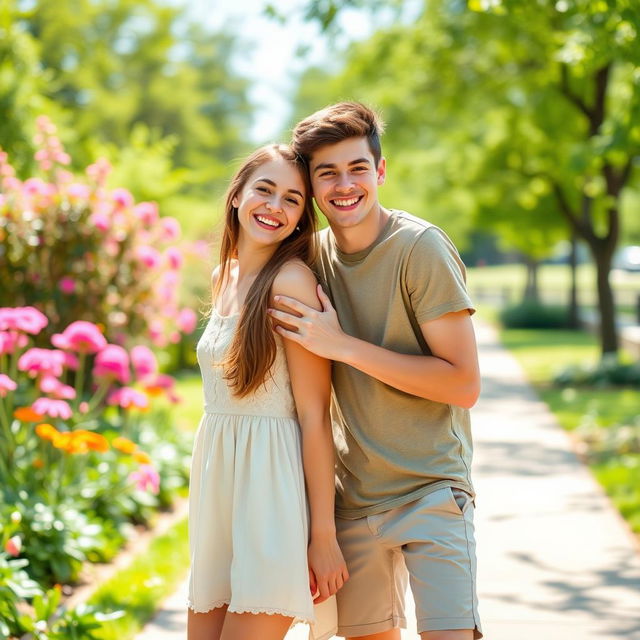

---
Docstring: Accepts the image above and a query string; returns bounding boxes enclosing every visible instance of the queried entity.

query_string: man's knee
[420,630,474,640]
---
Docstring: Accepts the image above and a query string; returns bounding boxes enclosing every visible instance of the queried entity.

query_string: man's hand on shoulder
[269,276,351,361]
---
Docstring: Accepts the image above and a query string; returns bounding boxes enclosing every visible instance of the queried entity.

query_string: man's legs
[338,487,481,640]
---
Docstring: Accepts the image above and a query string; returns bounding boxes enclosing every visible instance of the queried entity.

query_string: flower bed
[0,119,198,639]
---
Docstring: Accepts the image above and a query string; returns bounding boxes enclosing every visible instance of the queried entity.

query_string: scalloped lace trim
[187,600,313,624]
[187,598,230,614]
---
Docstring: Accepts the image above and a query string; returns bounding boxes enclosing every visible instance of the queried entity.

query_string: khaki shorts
[335,487,482,638]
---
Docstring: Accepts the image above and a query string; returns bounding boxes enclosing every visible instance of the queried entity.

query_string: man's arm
[268,285,480,408]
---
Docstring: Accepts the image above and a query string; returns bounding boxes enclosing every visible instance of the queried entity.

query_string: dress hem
[187,599,314,623]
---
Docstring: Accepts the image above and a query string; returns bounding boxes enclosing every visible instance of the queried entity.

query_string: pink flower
[129,465,160,494]
[93,345,130,384]
[18,348,67,378]
[52,321,107,354]
[112,188,133,210]
[0,374,17,397]
[58,277,76,295]
[134,202,159,225]
[89,211,110,232]
[79,401,90,414]
[86,158,112,186]
[32,397,73,419]
[36,115,56,134]
[136,246,161,269]
[0,331,28,355]
[165,247,183,270]
[107,387,149,410]
[4,536,22,557]
[67,183,90,200]
[160,217,181,241]
[39,376,76,400]
[130,345,158,380]
[0,307,48,334]
[23,177,50,197]
[145,373,180,403]
[177,308,197,334]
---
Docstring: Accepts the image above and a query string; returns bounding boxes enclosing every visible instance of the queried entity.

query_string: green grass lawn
[498,323,640,534]
[88,518,189,640]
[467,263,640,311]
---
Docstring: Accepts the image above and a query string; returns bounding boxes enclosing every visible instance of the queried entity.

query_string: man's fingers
[273,294,312,315]
[268,308,301,326]
[274,325,303,343]
[316,285,332,310]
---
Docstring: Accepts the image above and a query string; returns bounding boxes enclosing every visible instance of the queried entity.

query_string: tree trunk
[522,256,540,303]
[567,232,579,328]
[592,246,618,357]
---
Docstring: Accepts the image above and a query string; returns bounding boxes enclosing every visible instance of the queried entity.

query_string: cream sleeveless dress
[187,307,337,640]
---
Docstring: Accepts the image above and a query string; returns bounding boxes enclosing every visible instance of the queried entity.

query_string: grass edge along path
[496,322,640,536]
[86,514,189,640]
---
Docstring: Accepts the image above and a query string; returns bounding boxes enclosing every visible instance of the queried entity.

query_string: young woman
[187,144,348,640]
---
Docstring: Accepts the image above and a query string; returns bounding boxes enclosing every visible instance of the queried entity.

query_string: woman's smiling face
[233,156,307,248]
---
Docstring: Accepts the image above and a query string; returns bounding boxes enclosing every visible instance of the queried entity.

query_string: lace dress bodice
[196,308,297,419]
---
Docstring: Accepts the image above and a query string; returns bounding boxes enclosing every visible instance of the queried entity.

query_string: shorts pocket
[448,487,473,514]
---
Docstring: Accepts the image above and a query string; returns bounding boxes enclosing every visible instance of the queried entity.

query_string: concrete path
[136,321,640,640]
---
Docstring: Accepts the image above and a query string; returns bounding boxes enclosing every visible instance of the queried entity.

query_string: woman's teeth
[255,215,281,228]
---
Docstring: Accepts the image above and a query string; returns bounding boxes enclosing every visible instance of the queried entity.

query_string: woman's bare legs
[187,605,227,640]
[220,612,293,640]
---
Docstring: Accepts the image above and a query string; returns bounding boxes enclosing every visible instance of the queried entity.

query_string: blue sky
[187,0,387,142]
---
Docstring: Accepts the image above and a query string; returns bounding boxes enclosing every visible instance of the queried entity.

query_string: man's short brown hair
[292,101,385,167]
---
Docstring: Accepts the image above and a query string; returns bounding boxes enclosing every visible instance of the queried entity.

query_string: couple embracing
[187,102,482,640]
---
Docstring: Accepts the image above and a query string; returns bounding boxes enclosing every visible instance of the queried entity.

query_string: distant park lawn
[466,263,640,313]
[499,325,640,534]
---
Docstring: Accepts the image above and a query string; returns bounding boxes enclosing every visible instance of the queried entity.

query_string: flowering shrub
[0,306,192,635]
[0,116,198,348]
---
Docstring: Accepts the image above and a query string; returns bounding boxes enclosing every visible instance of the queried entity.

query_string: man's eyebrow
[254,178,303,198]
[312,158,371,173]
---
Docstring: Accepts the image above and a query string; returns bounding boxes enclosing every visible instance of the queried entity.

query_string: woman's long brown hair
[213,144,317,397]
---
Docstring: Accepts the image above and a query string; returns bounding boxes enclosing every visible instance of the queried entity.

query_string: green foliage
[87,517,189,640]
[289,0,640,354]
[500,323,640,531]
[554,358,640,387]
[4,0,251,194]
[500,300,571,329]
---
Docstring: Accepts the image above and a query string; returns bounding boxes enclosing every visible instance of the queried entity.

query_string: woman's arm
[271,262,349,604]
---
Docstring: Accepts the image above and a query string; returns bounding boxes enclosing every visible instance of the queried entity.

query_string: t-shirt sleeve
[405,226,475,324]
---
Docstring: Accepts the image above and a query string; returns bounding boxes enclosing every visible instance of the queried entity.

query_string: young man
[269,102,482,640]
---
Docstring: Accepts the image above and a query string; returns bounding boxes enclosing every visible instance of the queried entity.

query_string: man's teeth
[333,197,360,207]
[256,215,281,228]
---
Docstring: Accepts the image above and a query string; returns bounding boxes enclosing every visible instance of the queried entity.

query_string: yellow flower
[112,437,137,454]
[35,423,59,442]
[133,450,152,465]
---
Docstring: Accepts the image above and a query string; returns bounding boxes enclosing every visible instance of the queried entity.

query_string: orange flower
[112,437,137,454]
[65,437,89,454]
[14,407,45,422]
[52,431,72,450]
[73,430,109,453]
[35,423,60,442]
[32,458,44,469]
[133,450,152,465]
[144,386,163,397]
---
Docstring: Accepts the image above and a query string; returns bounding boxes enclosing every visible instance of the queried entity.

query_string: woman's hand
[307,532,349,604]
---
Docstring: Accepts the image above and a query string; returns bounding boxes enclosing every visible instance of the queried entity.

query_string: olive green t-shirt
[314,210,476,519]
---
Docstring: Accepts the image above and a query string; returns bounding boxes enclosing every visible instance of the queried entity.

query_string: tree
[287,0,640,357]
[9,0,252,194]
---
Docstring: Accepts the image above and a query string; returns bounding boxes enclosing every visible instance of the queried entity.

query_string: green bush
[554,359,640,387]
[500,300,570,329]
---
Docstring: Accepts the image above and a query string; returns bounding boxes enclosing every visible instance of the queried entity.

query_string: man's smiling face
[309,137,386,232]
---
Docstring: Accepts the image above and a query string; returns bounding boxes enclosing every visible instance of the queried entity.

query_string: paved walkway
[136,321,640,640]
